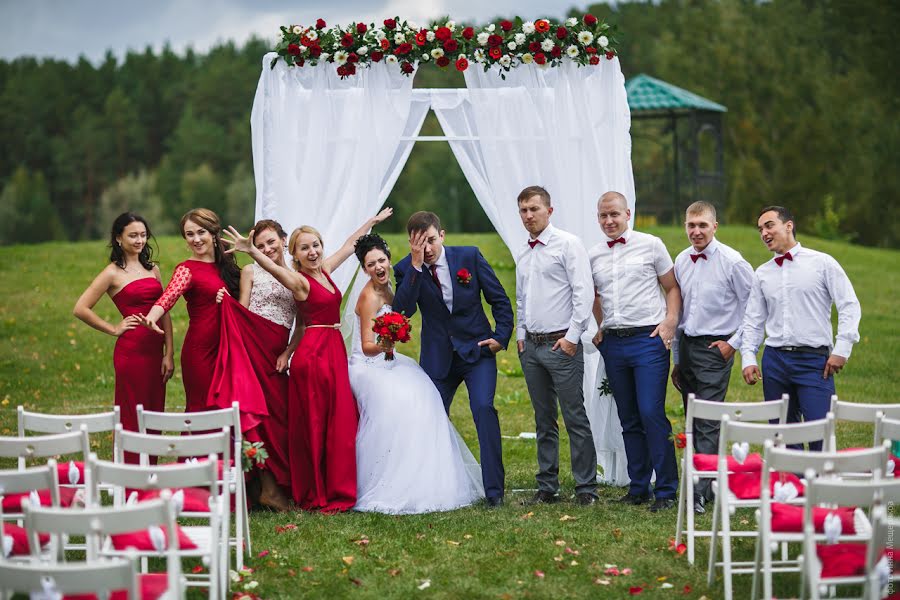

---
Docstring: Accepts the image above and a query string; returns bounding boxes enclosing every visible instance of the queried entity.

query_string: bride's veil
[340,266,366,355]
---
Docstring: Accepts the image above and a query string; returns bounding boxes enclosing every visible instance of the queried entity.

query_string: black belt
[773,345,830,356]
[603,325,656,338]
[525,329,568,344]
[684,333,733,344]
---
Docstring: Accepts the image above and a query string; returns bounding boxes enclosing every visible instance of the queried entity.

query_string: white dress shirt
[515,223,594,345]
[739,243,861,369]
[672,237,754,363]
[588,229,674,330]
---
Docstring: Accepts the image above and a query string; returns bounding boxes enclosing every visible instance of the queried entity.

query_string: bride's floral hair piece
[354,233,391,264]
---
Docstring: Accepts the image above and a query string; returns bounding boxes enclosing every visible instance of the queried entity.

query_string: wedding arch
[250,16,636,485]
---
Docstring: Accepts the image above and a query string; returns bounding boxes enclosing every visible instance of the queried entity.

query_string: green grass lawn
[1,226,898,599]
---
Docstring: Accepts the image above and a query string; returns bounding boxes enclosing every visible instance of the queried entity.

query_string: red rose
[341,33,354,48]
[585,46,597,54]
[415,29,428,46]
[371,51,384,62]
[356,22,367,34]
[535,19,550,33]
[534,52,546,65]
[556,26,568,40]
[528,41,541,53]
[583,14,598,26]
[500,20,513,31]
[296,57,305,67]
[436,56,450,68]
[456,268,472,284]
[316,18,326,30]
[309,45,322,57]
[400,61,414,74]
[394,42,412,55]
[675,432,687,449]
[380,38,390,50]
[346,64,356,76]
[336,65,347,77]
[462,26,474,40]
[487,34,503,47]
[605,50,615,60]
[436,26,452,41]
[488,46,502,59]
[246,447,257,459]
[347,53,359,63]
[589,55,600,65]
[550,45,562,58]
[383,18,396,30]
[300,35,316,47]
[443,39,458,52]
[455,56,469,71]
[287,43,301,56]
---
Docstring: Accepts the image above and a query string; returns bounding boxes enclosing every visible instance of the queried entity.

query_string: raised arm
[222,227,308,300]
[323,207,393,274]
[73,267,141,337]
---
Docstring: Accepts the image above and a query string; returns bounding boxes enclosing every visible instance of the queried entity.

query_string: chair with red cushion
[799,478,900,599]
[675,393,788,565]
[751,441,890,600]
[0,463,59,562]
[136,402,250,570]
[0,557,145,599]
[708,414,836,600]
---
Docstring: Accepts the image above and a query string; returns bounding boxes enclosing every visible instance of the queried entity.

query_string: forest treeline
[0,0,897,246]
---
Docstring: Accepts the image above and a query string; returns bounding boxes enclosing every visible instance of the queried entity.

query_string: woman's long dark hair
[179,208,241,297]
[109,212,156,271]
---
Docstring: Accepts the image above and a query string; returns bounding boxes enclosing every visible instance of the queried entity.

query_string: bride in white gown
[349,234,484,514]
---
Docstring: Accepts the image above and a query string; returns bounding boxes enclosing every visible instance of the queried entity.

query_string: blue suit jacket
[393,246,513,381]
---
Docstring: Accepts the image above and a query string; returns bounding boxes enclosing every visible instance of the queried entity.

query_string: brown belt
[525,329,568,344]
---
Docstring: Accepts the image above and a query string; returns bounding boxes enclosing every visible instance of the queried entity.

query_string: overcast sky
[0,0,594,63]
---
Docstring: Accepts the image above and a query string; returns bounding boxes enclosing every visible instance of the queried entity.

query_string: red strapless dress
[111,277,166,464]
[289,271,358,511]
[155,260,225,413]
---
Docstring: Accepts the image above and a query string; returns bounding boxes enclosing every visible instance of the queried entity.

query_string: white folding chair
[708,415,836,600]
[829,395,900,449]
[137,402,250,569]
[0,463,59,561]
[0,429,89,511]
[863,509,899,600]
[676,393,789,564]
[0,557,141,600]
[752,442,889,600]
[799,478,900,600]
[23,494,184,599]
[874,413,900,451]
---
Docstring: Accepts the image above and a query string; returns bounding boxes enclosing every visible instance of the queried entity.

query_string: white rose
[522,21,535,35]
[306,30,318,41]
[385,54,398,64]
[357,46,368,55]
[541,38,554,52]
[477,32,490,46]
[334,50,349,65]
[522,53,534,64]
[507,41,517,50]
[566,45,579,58]
[499,55,512,68]
[407,21,418,30]
[598,35,609,48]
[566,17,578,26]
[421,53,430,62]
[431,48,445,59]
[514,33,526,45]
[487,24,496,32]
[423,31,433,42]
[578,31,593,45]
[473,48,486,63]
[292,25,302,35]
[447,20,456,29]
[394,33,406,44]
[319,52,330,61]
[374,29,386,41]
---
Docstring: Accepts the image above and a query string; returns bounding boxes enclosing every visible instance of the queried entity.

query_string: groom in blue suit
[393,211,513,507]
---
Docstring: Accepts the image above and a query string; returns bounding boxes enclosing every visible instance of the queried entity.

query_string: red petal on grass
[301,566,314,572]
[629,586,644,595]
[192,565,204,573]
[683,585,692,594]
[534,570,545,578]
[676,543,687,555]
[257,550,269,558]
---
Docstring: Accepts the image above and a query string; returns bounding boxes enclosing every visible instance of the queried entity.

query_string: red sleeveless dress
[289,271,358,511]
[111,277,166,463]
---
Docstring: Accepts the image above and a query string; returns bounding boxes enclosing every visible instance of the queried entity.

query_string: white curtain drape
[431,59,634,486]
[250,52,428,291]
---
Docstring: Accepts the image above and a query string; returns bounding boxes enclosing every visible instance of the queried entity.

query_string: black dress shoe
[486,496,504,508]
[617,492,651,505]
[529,490,559,504]
[575,493,597,506]
[693,495,706,515]
[649,497,676,513]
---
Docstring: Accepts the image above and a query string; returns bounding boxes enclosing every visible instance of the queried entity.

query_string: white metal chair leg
[708,490,720,586]
[720,497,734,600]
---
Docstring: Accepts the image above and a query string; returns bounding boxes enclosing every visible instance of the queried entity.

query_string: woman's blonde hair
[288,225,324,270]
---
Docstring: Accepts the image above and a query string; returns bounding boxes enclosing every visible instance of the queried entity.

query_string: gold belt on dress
[306,323,341,329]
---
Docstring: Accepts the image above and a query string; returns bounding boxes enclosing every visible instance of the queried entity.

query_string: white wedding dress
[349,304,484,514]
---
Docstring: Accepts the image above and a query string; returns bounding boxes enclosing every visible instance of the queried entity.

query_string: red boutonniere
[456,268,472,285]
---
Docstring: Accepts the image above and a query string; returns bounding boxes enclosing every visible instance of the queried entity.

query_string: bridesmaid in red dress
[223,208,393,511]
[141,208,240,412]
[73,213,175,463]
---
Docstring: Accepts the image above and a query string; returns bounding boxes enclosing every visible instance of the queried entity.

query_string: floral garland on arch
[271,15,618,79]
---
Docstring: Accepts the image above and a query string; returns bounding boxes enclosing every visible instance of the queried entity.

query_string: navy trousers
[762,346,835,451]
[433,350,505,500]
[600,334,679,499]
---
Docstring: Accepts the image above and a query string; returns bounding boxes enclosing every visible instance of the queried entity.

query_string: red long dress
[111,277,166,464]
[154,260,225,412]
[290,271,358,511]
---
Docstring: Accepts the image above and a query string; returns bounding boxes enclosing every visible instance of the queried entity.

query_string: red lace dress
[111,277,166,463]
[154,260,225,412]
[290,271,358,511]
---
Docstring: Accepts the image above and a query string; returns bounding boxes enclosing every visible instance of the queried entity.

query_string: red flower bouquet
[372,311,412,361]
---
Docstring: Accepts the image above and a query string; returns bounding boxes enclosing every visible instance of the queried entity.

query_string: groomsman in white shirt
[671,201,753,514]
[515,186,598,506]
[589,191,681,512]
[741,205,861,450]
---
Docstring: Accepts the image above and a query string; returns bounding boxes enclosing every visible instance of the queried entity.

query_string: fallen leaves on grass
[274,523,297,533]
[594,578,611,585]
[559,514,576,521]
[520,511,534,520]
[417,579,431,590]
[301,566,314,573]
[352,535,370,547]
[350,577,363,586]
[612,527,623,541]
[342,556,354,566]
[388,568,401,577]
[446,540,461,546]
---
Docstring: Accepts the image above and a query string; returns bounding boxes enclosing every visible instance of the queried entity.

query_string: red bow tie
[528,239,543,249]
[775,252,793,267]
[690,253,707,263]
[607,237,626,248]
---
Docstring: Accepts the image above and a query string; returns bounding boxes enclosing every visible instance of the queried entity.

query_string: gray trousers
[520,339,597,496]
[678,334,734,500]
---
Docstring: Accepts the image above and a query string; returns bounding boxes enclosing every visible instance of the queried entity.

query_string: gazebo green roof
[625,74,727,114]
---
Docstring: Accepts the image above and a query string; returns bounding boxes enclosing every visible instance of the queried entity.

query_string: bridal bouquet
[372,311,412,361]
[241,440,268,472]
